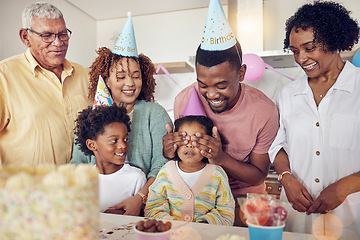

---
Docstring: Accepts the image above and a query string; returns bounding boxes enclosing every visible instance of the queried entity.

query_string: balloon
[242,54,265,82]
[352,49,360,67]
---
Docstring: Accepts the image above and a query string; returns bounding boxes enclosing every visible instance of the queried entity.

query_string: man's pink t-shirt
[174,83,279,195]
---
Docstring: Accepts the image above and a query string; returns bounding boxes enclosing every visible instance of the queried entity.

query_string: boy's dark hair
[195,40,242,72]
[174,115,227,163]
[284,1,359,52]
[74,105,131,156]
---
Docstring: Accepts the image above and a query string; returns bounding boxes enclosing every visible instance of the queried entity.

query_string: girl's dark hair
[284,1,359,52]
[174,115,227,163]
[88,47,156,102]
[195,40,243,72]
[74,105,131,156]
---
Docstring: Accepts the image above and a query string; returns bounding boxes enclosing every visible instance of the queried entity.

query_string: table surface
[99,213,320,240]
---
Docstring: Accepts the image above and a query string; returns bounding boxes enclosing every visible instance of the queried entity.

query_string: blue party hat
[200,0,236,51]
[93,75,113,109]
[112,12,138,57]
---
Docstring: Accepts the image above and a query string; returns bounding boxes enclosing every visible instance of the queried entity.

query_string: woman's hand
[307,179,350,215]
[162,124,188,159]
[281,174,313,212]
[107,194,143,216]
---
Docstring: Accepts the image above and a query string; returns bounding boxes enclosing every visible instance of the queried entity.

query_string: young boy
[74,104,146,212]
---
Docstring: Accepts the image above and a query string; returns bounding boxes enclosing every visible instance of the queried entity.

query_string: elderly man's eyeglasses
[26,28,72,43]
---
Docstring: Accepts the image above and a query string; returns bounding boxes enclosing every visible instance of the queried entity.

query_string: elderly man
[0,3,90,165]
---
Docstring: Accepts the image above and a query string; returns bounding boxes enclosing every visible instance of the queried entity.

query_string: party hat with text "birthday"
[112,12,138,57]
[200,0,236,51]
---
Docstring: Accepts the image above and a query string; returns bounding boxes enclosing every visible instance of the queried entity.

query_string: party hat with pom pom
[182,86,207,117]
[112,12,138,57]
[93,75,113,108]
[200,0,236,51]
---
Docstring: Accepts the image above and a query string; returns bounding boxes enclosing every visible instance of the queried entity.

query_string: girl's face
[289,27,338,79]
[177,122,207,169]
[107,57,142,112]
[92,122,129,173]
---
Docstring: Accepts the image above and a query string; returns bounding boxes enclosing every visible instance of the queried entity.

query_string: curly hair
[195,39,242,72]
[284,1,359,52]
[88,47,156,102]
[74,105,131,156]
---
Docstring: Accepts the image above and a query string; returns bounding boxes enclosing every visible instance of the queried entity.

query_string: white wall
[97,6,222,64]
[2,0,359,66]
[264,0,360,51]
[0,0,97,68]
[97,0,360,64]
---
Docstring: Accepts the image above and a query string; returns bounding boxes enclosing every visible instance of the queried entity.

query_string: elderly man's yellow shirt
[0,49,90,166]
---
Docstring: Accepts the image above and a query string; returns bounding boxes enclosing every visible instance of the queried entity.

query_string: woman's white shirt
[269,61,360,237]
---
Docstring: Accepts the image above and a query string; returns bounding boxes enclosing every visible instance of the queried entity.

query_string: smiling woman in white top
[268,1,360,238]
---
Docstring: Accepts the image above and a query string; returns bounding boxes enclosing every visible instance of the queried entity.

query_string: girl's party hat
[182,86,207,117]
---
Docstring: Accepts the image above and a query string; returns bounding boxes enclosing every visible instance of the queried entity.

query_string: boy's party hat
[200,0,236,51]
[112,12,138,57]
[93,75,113,108]
[182,86,207,117]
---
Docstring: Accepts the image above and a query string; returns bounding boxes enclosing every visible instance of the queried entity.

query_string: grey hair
[22,2,63,29]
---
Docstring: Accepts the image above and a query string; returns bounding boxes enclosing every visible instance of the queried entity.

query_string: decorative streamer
[156,64,181,87]
[265,63,295,81]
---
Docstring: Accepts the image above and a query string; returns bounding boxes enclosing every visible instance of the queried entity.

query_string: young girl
[145,115,235,225]
[74,104,146,212]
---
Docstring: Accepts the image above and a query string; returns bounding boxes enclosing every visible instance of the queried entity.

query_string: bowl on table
[134,219,172,240]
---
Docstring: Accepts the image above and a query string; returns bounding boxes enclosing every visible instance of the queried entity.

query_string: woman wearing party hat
[71,12,172,216]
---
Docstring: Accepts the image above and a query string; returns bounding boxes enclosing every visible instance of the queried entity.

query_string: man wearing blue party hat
[71,12,172,217]
[163,0,279,226]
